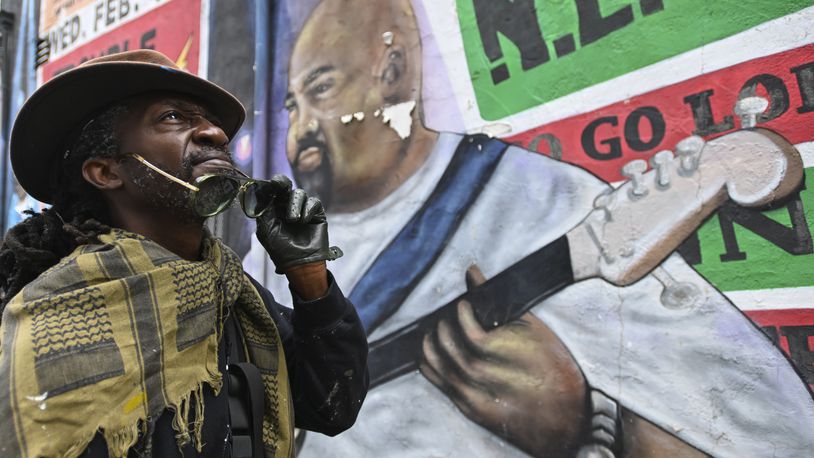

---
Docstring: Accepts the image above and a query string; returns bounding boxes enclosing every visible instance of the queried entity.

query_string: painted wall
[247,0,814,456]
[7,0,814,456]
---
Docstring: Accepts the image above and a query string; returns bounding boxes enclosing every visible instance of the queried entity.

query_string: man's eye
[160,111,183,121]
[311,79,335,97]
[284,99,297,112]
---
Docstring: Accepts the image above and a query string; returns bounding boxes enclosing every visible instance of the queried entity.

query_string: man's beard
[128,151,223,222]
[133,161,197,221]
[292,147,334,210]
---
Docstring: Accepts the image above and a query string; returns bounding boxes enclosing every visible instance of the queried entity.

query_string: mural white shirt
[246,132,814,457]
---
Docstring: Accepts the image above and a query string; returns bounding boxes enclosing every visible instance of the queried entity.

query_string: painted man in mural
[248,0,814,456]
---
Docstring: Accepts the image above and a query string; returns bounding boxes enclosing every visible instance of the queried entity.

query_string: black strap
[225,313,265,458]
[229,363,265,458]
[367,235,574,388]
[350,135,509,332]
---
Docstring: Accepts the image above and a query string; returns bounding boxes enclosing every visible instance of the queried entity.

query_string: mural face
[284,2,433,211]
[249,0,814,456]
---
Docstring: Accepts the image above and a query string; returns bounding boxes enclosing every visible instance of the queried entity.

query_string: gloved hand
[255,175,343,273]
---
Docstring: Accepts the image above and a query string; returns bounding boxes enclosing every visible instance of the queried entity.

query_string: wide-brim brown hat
[10,49,246,204]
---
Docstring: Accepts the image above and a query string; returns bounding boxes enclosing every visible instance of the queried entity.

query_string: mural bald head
[286,0,434,212]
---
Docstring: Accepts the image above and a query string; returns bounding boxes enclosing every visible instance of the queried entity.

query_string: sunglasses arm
[128,153,200,192]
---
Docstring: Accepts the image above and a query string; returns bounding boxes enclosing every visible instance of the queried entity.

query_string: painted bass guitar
[367,98,804,388]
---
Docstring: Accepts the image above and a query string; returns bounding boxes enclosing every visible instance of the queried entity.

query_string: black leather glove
[255,175,343,273]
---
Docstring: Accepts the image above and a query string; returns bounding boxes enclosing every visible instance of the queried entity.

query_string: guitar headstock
[569,97,804,287]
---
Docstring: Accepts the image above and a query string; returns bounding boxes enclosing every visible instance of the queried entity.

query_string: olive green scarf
[0,229,293,457]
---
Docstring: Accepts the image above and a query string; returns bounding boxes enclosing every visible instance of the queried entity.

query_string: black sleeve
[248,273,369,436]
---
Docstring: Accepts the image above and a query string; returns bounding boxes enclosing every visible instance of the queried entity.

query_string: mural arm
[419,266,710,457]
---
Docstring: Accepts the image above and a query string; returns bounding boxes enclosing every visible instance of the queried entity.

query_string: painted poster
[38,0,208,84]
[247,0,814,456]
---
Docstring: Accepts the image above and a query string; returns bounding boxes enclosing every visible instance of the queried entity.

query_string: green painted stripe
[457,0,814,119]
[691,167,814,292]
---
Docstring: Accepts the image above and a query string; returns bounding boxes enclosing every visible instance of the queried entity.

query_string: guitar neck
[367,236,574,388]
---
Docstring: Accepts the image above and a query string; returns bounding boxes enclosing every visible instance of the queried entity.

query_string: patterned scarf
[0,229,293,458]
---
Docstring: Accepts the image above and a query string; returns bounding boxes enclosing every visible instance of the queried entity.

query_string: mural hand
[420,264,587,458]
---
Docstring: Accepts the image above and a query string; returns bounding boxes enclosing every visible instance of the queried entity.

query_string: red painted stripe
[745,308,814,385]
[507,44,814,182]
[746,308,814,331]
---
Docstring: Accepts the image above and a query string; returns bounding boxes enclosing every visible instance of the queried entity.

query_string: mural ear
[378,44,407,99]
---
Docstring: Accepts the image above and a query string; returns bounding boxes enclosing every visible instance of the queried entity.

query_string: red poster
[507,44,814,182]
[40,0,204,83]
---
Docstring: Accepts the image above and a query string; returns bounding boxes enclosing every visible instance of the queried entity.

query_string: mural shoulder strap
[349,134,509,332]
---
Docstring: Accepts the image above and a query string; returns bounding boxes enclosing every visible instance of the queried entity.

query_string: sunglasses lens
[242,181,277,218]
[193,176,240,216]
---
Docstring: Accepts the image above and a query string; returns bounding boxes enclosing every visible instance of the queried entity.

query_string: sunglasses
[128,153,284,218]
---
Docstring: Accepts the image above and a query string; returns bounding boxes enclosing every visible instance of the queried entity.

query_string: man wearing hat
[0,50,369,458]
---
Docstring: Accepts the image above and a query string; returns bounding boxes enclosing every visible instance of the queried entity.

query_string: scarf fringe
[103,423,142,458]
[209,345,225,396]
[62,378,223,458]
[63,430,97,458]
[171,389,193,451]
[170,374,222,454]
[191,383,206,451]
[60,421,141,458]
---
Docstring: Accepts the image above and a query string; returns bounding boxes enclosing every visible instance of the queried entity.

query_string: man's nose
[296,107,319,137]
[192,117,229,147]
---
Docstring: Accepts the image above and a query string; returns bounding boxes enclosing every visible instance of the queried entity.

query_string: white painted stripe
[725,286,814,311]
[797,141,814,168]
[198,0,210,78]
[421,3,814,134]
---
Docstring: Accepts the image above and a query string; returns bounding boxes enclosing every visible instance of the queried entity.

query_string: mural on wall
[246,0,814,456]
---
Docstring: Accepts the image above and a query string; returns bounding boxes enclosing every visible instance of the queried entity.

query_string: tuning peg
[734,96,769,129]
[649,150,674,188]
[621,159,649,197]
[593,190,614,221]
[675,136,704,173]
[620,243,636,258]
[652,267,700,310]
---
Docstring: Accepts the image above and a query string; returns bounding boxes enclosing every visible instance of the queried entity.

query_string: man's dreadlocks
[0,104,128,311]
